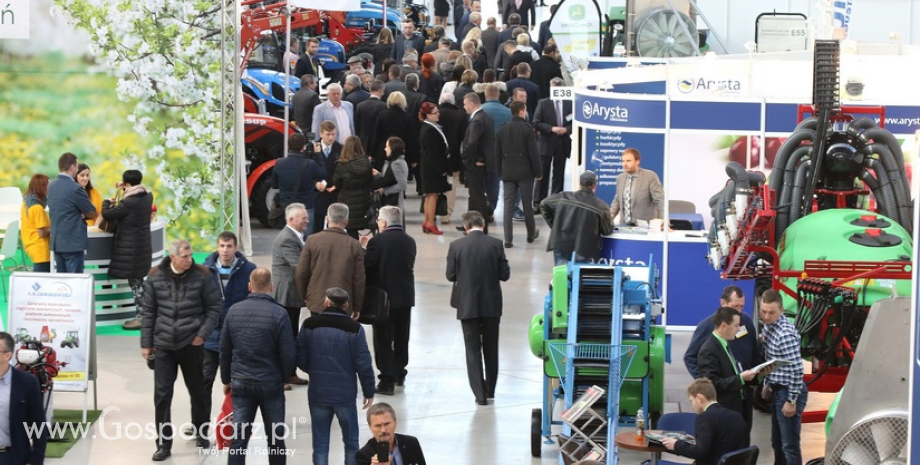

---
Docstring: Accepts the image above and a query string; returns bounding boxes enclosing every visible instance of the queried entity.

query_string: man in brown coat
[295,202,365,317]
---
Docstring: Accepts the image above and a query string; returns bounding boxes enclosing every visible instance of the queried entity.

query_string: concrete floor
[50,183,832,464]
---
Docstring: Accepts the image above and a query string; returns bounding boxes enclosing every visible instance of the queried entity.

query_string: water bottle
[635,408,645,440]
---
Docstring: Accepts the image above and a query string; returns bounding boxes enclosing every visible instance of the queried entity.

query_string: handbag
[418,193,448,216]
[269,158,310,229]
[98,189,125,233]
[364,191,381,232]
[359,286,389,325]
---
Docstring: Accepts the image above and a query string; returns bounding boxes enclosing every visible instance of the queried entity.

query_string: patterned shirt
[762,314,805,403]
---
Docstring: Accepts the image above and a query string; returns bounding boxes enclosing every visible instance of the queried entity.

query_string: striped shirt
[762,314,805,403]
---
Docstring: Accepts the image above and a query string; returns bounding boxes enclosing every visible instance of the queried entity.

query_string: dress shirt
[330,104,353,141]
[0,367,11,448]
[286,225,305,244]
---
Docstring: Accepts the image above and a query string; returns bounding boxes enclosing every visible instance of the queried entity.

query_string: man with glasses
[359,207,417,395]
[0,331,48,465]
[141,240,222,461]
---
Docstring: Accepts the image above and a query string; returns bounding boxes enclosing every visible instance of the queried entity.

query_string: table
[614,430,668,465]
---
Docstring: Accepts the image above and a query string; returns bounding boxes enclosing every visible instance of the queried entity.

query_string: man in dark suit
[344,74,370,107]
[502,0,536,31]
[499,15,522,43]
[272,133,327,228]
[355,81,387,155]
[496,101,542,248]
[438,94,469,225]
[662,378,750,465]
[311,121,343,229]
[383,65,408,100]
[697,306,760,432]
[446,211,511,405]
[294,37,322,79]
[460,93,496,235]
[481,17,501,67]
[0,332,48,465]
[459,11,481,43]
[360,206,417,395]
[356,403,427,465]
[533,78,572,206]
[537,4,557,49]
[293,75,321,134]
[391,20,425,61]
[530,44,563,99]
[505,63,540,116]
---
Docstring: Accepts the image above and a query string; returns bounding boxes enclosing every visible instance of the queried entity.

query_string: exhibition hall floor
[52,186,829,464]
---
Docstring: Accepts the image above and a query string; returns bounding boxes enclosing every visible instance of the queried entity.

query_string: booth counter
[84,221,166,326]
[600,231,754,328]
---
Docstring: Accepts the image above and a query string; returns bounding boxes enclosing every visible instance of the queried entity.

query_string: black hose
[748,171,766,186]
[716,180,735,226]
[770,129,816,195]
[775,146,813,238]
[858,167,891,219]
[868,143,912,232]
[861,128,910,194]
[848,118,876,131]
[864,158,900,224]
[725,161,750,191]
[795,117,818,131]
[789,159,813,226]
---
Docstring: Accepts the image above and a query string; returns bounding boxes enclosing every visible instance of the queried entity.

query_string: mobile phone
[376,440,389,463]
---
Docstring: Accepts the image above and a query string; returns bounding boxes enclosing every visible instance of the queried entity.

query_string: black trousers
[372,306,412,387]
[503,178,535,242]
[534,153,566,204]
[283,305,303,377]
[154,344,208,448]
[201,348,220,435]
[465,166,488,233]
[460,316,501,401]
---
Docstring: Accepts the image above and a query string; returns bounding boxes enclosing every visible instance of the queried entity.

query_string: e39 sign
[0,0,29,39]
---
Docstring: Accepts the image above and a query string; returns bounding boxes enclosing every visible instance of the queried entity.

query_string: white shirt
[330,103,352,142]
[0,367,12,448]
[285,225,305,244]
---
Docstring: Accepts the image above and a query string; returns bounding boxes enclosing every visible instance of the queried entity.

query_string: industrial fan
[633,8,698,57]
[827,411,908,465]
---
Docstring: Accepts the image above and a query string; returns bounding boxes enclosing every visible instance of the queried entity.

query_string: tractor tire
[251,173,278,228]
[530,408,541,457]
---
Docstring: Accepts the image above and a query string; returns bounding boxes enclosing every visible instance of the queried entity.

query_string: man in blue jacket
[221,268,296,465]
[202,231,256,437]
[298,287,375,465]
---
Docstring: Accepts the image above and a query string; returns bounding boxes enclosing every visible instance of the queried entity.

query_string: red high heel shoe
[422,223,443,235]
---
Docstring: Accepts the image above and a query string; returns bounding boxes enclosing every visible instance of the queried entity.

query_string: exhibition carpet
[47,409,103,458]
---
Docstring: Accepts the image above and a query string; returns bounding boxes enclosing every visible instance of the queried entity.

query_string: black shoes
[152,448,171,461]
[527,230,540,243]
[376,383,395,395]
[475,398,488,406]
[396,375,406,387]
[196,438,210,449]
[504,241,513,248]
[455,225,465,231]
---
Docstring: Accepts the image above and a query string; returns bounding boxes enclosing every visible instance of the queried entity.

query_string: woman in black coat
[418,102,451,235]
[101,169,153,329]
[334,136,378,238]
[368,91,416,169]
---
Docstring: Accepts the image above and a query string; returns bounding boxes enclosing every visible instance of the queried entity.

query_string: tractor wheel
[530,408,541,457]
[251,174,278,228]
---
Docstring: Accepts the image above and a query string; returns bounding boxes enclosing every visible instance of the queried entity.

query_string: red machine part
[239,0,366,73]
[244,113,299,197]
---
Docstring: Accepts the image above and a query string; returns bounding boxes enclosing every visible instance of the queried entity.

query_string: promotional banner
[548,0,602,71]
[8,273,94,392]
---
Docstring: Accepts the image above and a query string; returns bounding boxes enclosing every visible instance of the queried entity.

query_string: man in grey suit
[610,147,665,226]
[446,211,510,405]
[271,202,311,388]
[293,74,321,134]
[311,83,354,143]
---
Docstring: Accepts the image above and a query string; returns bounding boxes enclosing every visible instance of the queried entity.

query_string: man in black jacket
[273,133,327,231]
[460,93,496,234]
[311,121,343,229]
[540,171,613,266]
[438,94,469,225]
[360,206,417,395]
[446,211,510,405]
[355,81,387,155]
[502,0,536,31]
[530,44,563,99]
[662,378,750,465]
[697,306,760,432]
[533,78,572,205]
[496,101,542,248]
[355,403,427,465]
[220,268,296,465]
[141,239,222,461]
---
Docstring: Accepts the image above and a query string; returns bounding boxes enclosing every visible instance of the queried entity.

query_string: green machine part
[825,389,842,437]
[618,326,668,417]
[777,209,913,311]
[550,264,570,332]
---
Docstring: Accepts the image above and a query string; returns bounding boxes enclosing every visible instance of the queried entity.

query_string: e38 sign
[0,0,29,39]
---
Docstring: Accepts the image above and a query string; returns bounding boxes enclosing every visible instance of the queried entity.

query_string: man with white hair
[344,74,370,106]
[312,83,354,143]
[460,11,482,41]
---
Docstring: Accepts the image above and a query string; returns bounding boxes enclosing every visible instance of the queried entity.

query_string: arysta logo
[677,77,743,94]
[582,101,629,122]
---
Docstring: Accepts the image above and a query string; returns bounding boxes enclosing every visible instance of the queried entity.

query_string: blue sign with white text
[575,93,667,129]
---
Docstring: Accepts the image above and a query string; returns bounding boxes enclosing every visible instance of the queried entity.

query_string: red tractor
[244,113,301,227]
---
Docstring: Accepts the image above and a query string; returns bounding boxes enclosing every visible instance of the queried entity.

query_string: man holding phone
[355,403,426,465]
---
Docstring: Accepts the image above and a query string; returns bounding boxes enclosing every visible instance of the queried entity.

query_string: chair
[718,445,759,465]
[0,220,21,301]
[669,199,697,214]
[654,412,698,465]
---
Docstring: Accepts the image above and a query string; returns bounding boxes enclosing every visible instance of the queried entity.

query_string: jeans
[553,251,588,267]
[228,380,287,465]
[202,349,220,435]
[154,344,208,449]
[54,251,84,273]
[33,262,50,272]
[770,386,807,465]
[309,403,359,465]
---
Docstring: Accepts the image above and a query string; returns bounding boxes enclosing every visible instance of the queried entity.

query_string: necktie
[624,175,636,224]
[324,146,330,158]
[555,101,563,127]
